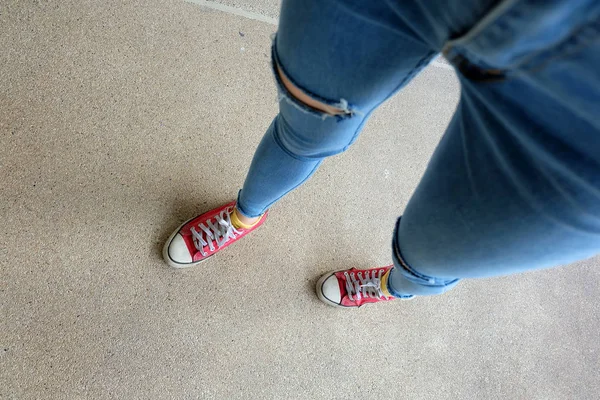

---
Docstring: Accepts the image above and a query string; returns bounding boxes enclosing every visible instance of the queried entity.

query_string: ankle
[380,269,393,297]
[231,207,260,229]
[235,207,259,224]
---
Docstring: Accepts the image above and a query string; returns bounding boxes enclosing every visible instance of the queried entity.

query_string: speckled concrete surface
[212,0,281,19]
[1,1,599,399]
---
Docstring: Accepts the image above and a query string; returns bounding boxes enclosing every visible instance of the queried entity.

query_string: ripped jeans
[236,0,600,297]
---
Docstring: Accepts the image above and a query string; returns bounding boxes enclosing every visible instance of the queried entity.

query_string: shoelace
[190,207,241,256]
[344,269,386,301]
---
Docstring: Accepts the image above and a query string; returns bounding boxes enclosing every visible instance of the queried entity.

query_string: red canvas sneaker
[163,201,267,268]
[316,265,398,308]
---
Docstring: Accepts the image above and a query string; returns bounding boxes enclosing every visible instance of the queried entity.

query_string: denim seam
[472,0,600,71]
[443,0,520,67]
[460,1,523,67]
[445,0,600,78]
[246,161,323,217]
[336,50,436,154]
[444,0,519,49]
[519,16,600,73]
[341,50,437,152]
[394,51,437,93]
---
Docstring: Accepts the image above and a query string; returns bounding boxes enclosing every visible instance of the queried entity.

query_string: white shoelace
[190,207,241,256]
[344,269,386,301]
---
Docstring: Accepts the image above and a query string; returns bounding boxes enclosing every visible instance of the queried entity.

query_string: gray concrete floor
[1,1,599,399]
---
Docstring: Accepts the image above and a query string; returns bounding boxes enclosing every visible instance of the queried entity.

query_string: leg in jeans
[166,0,600,292]
[234,0,493,217]
[387,0,600,297]
[164,0,456,267]
[164,0,449,266]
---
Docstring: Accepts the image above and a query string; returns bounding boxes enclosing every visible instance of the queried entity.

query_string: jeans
[236,0,600,297]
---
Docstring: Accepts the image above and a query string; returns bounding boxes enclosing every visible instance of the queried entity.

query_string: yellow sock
[380,269,392,297]
[230,207,261,230]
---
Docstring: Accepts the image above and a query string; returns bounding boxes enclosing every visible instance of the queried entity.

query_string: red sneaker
[163,201,267,268]
[316,265,398,308]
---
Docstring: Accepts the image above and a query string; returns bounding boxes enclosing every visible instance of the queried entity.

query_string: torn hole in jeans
[270,36,363,121]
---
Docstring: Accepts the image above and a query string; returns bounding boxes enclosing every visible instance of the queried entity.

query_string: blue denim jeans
[236,0,600,297]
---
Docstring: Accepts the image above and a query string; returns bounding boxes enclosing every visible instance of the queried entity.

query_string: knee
[276,64,345,116]
[273,63,366,159]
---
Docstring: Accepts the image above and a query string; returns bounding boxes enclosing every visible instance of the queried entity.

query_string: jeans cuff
[389,217,460,297]
[235,190,264,218]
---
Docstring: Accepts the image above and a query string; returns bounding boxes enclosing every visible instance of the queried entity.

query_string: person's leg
[318,0,600,307]
[387,0,600,298]
[235,0,449,219]
[232,63,347,226]
[165,0,448,267]
[166,0,507,268]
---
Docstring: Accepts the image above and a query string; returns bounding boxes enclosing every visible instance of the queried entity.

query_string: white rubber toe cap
[318,274,342,306]
[166,233,192,265]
